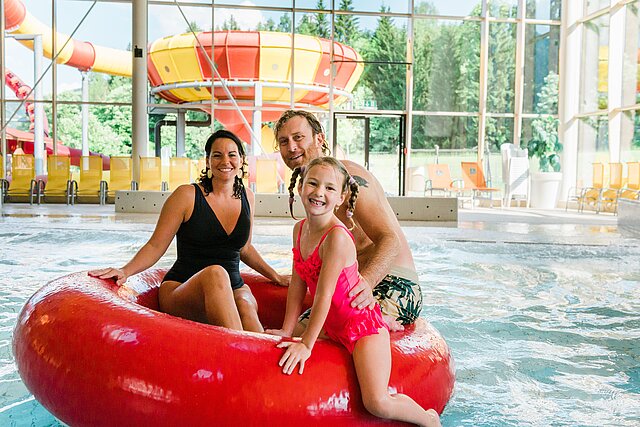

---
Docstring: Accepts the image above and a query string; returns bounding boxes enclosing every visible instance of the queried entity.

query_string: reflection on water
[0,215,639,426]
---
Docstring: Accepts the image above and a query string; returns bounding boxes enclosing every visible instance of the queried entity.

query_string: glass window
[488,22,516,113]
[581,14,609,113]
[295,0,329,10]
[344,15,408,111]
[489,0,518,19]
[350,0,409,14]
[413,19,481,112]
[411,114,479,150]
[523,24,560,114]
[526,0,562,21]
[485,116,514,151]
[216,0,294,7]
[414,0,481,17]
[587,0,610,15]
[623,110,640,162]
[577,115,609,187]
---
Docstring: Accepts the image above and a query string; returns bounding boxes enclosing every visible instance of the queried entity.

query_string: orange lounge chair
[460,161,500,207]
[425,163,463,196]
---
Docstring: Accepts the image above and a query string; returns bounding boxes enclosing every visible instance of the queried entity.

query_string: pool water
[1,213,639,426]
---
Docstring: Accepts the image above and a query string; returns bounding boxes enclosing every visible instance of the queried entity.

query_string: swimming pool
[1,211,639,426]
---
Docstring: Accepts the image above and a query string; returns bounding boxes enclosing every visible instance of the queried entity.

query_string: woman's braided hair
[288,157,359,230]
[198,129,247,199]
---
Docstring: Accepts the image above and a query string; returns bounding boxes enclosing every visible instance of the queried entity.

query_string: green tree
[315,1,330,38]
[334,0,359,45]
[277,14,292,33]
[360,7,406,151]
[222,15,240,31]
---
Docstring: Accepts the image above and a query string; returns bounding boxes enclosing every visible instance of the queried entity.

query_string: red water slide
[4,68,49,135]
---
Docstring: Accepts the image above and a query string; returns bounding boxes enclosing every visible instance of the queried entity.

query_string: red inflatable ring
[13,269,455,426]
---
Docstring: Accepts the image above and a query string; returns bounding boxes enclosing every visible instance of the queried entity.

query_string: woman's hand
[274,274,291,287]
[277,341,311,375]
[265,329,292,337]
[88,268,128,286]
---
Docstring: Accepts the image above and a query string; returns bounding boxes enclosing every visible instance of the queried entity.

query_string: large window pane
[581,14,609,113]
[625,110,640,161]
[523,24,560,114]
[350,15,408,111]
[488,22,516,113]
[414,0,481,17]
[485,116,514,151]
[587,0,610,15]
[413,19,480,112]
[411,114,479,150]
[577,116,609,188]
[490,0,518,19]
[526,0,562,21]
[350,0,409,14]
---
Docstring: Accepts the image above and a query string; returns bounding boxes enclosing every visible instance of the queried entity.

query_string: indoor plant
[527,115,562,209]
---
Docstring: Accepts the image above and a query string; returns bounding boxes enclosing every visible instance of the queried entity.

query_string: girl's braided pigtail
[288,166,304,220]
[346,176,359,230]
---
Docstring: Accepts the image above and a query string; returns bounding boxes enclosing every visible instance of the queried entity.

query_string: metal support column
[176,110,186,157]
[132,0,149,183]
[33,35,45,175]
[81,71,90,157]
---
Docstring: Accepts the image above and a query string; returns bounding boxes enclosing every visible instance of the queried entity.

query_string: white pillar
[33,35,45,175]
[176,110,185,157]
[252,82,262,156]
[621,5,639,159]
[404,2,414,196]
[512,0,526,147]
[132,0,149,182]
[558,0,583,200]
[81,71,89,157]
[477,1,489,165]
[607,2,625,163]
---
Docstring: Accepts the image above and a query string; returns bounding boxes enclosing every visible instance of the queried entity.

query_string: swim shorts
[298,266,423,326]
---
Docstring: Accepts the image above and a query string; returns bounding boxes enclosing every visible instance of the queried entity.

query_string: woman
[89,130,287,332]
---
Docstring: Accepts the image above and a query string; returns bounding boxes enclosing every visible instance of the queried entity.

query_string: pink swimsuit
[293,220,388,353]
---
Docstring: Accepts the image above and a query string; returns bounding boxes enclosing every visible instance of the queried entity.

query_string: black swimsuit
[163,183,251,289]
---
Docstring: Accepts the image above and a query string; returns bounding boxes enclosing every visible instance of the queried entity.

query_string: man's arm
[343,161,400,292]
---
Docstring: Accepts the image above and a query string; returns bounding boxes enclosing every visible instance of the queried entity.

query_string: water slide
[4,0,363,178]
[4,0,363,138]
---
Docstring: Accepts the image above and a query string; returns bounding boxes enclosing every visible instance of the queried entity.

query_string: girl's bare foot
[424,409,441,427]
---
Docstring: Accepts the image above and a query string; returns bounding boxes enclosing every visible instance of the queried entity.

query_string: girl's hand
[277,341,311,375]
[265,329,291,337]
[88,268,128,286]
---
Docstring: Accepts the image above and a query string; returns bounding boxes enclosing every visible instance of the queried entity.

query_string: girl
[89,130,287,332]
[268,157,441,427]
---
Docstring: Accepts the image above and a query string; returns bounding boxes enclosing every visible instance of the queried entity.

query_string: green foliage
[527,116,561,172]
[361,7,406,114]
[527,72,561,172]
[335,0,360,45]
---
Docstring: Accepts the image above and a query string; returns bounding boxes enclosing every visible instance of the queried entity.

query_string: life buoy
[13,269,454,426]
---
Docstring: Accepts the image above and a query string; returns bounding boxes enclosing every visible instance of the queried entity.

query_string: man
[274,110,422,331]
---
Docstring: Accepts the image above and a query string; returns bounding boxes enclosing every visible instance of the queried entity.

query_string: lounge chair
[43,155,76,205]
[425,163,463,196]
[460,161,500,208]
[577,162,605,213]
